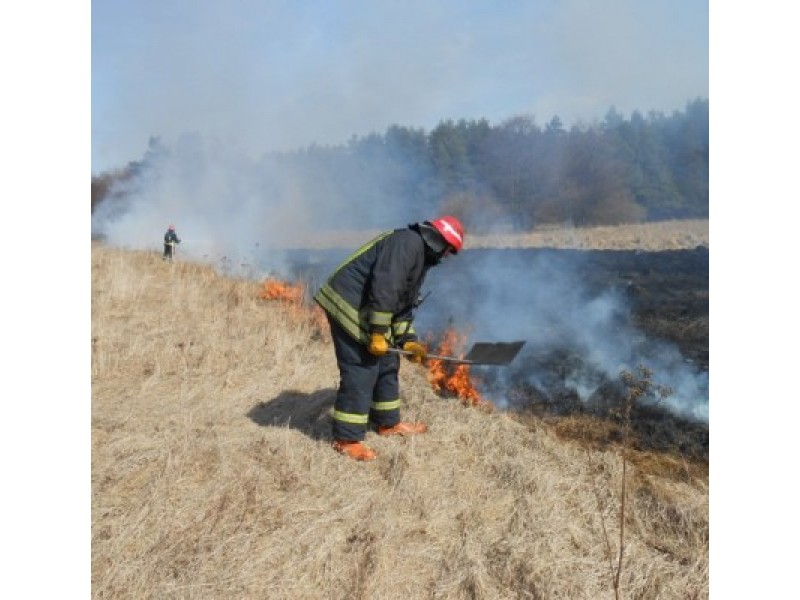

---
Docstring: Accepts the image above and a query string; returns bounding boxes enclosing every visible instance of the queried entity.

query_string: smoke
[91,132,429,277]
[93,136,291,275]
[415,248,709,423]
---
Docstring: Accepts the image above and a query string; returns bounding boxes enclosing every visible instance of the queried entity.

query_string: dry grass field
[92,221,709,599]
[292,219,709,252]
[466,219,709,251]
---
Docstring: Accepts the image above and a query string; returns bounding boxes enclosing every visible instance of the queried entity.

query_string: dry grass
[467,219,709,251]
[92,225,708,599]
[290,219,709,252]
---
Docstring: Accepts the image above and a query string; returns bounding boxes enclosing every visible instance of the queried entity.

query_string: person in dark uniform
[314,216,465,461]
[163,225,181,260]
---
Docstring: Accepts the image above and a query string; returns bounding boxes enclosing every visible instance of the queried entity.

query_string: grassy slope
[92,232,708,599]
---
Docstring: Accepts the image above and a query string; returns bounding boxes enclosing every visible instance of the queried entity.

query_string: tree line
[92,98,708,232]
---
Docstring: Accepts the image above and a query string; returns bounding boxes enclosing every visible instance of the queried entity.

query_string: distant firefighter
[163,225,181,260]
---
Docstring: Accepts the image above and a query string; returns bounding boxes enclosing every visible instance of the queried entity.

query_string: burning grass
[426,328,493,412]
[92,244,708,599]
[258,277,328,335]
[259,278,305,302]
[257,279,492,409]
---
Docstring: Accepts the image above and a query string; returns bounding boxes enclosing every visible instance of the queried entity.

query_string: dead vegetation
[467,219,709,251]
[92,224,708,599]
[291,219,709,252]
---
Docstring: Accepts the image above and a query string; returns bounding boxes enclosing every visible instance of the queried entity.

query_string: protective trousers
[327,315,401,441]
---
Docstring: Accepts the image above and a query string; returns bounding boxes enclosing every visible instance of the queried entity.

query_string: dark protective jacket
[164,230,181,245]
[314,227,430,346]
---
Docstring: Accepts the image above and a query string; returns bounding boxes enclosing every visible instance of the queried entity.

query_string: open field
[467,219,708,251]
[92,223,708,598]
[288,219,709,252]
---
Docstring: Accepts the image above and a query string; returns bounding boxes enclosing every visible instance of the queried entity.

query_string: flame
[257,283,488,411]
[259,278,304,303]
[426,328,493,412]
[258,278,328,334]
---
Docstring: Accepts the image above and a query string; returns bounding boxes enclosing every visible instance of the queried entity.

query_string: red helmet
[168,224,175,231]
[430,215,464,253]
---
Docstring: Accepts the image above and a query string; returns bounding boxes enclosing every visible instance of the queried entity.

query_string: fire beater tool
[389,341,526,366]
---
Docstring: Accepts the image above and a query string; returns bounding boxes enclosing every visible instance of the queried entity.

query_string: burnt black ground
[454,246,708,369]
[440,246,709,461]
[478,246,709,461]
[584,246,709,370]
[572,246,709,460]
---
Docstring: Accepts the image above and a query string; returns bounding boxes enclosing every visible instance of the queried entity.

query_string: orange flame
[258,278,328,335]
[426,328,493,412]
[259,278,304,303]
[258,283,487,410]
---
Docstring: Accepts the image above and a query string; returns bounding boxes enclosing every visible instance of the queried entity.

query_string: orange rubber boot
[376,422,428,436]
[332,440,377,462]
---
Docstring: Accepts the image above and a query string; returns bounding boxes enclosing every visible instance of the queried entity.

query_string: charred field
[437,246,709,464]
[287,244,710,464]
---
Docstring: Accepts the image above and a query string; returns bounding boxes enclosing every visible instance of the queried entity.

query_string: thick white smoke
[91,133,425,277]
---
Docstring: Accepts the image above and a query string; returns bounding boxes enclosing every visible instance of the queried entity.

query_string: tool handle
[387,347,473,364]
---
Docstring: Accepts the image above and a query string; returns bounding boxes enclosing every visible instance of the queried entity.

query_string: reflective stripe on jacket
[314,228,428,345]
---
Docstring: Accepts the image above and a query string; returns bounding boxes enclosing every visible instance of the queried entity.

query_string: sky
[91,0,709,174]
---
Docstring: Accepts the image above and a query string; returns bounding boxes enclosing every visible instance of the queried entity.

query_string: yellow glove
[368,333,389,356]
[402,341,427,364]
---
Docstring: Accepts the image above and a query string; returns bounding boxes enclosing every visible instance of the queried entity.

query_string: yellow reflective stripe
[332,410,369,424]
[371,399,400,411]
[331,231,393,278]
[315,285,370,343]
[370,311,393,326]
[316,284,361,325]
[392,321,415,336]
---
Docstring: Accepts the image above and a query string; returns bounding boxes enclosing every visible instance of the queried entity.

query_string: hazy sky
[91,0,708,173]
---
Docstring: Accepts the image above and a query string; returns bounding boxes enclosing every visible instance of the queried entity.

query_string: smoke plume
[415,248,709,422]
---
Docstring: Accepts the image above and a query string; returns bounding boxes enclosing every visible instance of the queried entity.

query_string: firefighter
[314,216,465,461]
[163,225,181,260]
